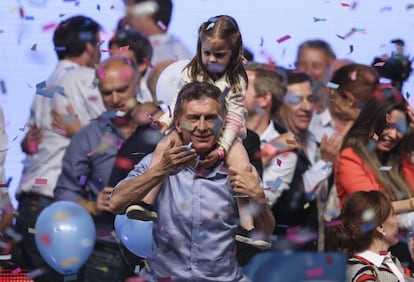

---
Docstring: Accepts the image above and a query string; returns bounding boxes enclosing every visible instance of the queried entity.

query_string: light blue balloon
[35,201,96,275]
[114,214,153,258]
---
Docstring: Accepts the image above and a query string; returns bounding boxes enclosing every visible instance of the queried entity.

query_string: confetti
[95,266,109,272]
[42,22,57,31]
[28,227,38,234]
[25,16,35,20]
[373,61,385,67]
[326,82,339,89]
[18,7,25,18]
[53,128,67,136]
[380,6,392,12]
[259,37,264,47]
[219,87,231,101]
[12,267,22,275]
[53,46,66,52]
[313,17,326,22]
[119,45,129,53]
[35,178,48,185]
[361,221,376,232]
[207,63,225,73]
[379,166,392,171]
[325,219,342,227]
[276,35,291,44]
[96,4,101,11]
[348,45,354,54]
[79,175,87,186]
[340,2,350,7]
[362,208,375,221]
[157,20,166,31]
[306,267,325,278]
[31,44,37,51]
[276,158,282,166]
[283,93,302,105]
[266,177,283,192]
[78,31,93,41]
[0,80,6,94]
[254,104,265,116]
[350,70,357,80]
[64,274,77,282]
[407,4,414,10]
[26,268,47,279]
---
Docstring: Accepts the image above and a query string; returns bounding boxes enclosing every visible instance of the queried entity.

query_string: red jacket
[335,147,414,207]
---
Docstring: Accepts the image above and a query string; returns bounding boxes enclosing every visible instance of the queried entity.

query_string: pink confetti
[325,219,342,227]
[306,267,325,278]
[53,128,66,136]
[374,61,385,67]
[35,178,48,185]
[100,49,113,53]
[340,2,350,7]
[12,267,22,275]
[276,158,282,166]
[157,20,167,31]
[350,70,357,80]
[28,139,38,153]
[119,45,129,53]
[42,22,57,31]
[276,35,291,44]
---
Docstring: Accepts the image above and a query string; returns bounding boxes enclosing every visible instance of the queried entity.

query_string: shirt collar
[260,120,280,143]
[356,250,390,268]
[316,108,333,127]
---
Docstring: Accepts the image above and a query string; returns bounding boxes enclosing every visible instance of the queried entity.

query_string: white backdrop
[1,0,413,205]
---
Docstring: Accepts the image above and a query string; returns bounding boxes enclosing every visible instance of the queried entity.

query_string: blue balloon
[35,201,96,275]
[114,214,152,258]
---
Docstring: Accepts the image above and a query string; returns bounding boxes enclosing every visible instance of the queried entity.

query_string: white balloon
[156,59,190,106]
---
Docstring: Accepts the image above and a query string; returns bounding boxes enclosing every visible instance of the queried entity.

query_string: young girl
[126,15,270,248]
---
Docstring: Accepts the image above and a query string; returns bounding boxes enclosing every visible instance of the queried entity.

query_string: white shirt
[309,108,335,143]
[302,131,332,194]
[17,60,105,197]
[260,121,298,206]
[138,33,193,103]
[356,250,405,282]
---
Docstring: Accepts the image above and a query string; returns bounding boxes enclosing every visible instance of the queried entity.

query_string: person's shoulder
[341,147,358,159]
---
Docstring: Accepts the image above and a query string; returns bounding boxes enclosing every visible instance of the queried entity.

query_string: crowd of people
[0,0,414,281]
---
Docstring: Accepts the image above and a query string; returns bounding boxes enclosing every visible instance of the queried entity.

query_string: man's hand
[51,105,81,138]
[229,165,265,202]
[156,139,197,174]
[320,132,343,163]
[96,187,113,214]
[21,125,43,154]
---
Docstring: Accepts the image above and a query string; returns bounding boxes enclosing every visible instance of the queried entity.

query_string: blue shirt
[119,154,243,281]
[55,113,127,243]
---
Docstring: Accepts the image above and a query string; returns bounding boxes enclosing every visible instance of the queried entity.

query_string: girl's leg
[126,130,182,220]
[225,139,254,231]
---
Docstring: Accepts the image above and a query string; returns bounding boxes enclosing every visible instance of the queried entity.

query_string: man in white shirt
[244,63,299,208]
[15,16,105,282]
[123,0,193,103]
[273,70,342,251]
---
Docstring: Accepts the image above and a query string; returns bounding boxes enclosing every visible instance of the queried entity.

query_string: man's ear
[257,92,272,108]
[137,63,148,76]
[175,120,182,134]
[85,42,94,56]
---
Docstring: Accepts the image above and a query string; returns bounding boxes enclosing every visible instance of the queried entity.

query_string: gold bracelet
[409,198,414,211]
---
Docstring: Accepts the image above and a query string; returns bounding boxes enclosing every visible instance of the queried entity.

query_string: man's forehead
[287,81,312,96]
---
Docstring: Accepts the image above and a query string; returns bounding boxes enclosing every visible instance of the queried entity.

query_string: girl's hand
[198,150,220,169]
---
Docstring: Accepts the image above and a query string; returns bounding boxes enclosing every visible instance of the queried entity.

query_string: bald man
[55,56,145,282]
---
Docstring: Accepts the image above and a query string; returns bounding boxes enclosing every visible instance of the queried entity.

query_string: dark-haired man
[15,15,105,281]
[110,81,275,281]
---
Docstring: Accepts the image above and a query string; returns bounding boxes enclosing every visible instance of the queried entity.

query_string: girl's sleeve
[218,79,247,152]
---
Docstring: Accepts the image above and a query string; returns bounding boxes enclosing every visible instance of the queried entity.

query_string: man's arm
[109,139,197,214]
[229,165,276,239]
